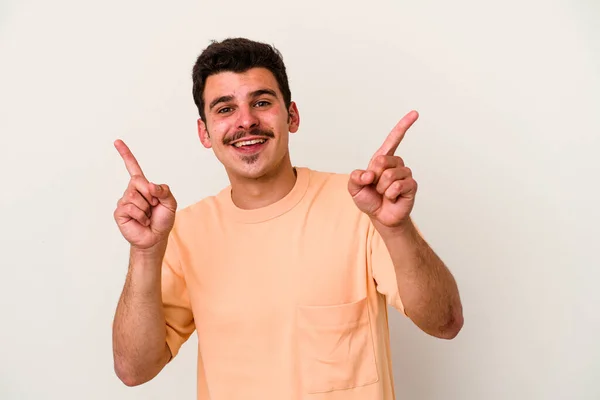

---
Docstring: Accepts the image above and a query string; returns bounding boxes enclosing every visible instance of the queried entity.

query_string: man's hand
[113,139,177,249]
[348,110,419,229]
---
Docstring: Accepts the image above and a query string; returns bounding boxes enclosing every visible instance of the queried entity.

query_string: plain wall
[1,0,599,399]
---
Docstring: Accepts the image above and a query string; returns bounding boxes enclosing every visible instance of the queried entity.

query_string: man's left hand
[348,110,419,229]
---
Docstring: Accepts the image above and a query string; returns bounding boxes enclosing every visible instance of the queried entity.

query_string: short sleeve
[367,221,407,316]
[161,231,196,359]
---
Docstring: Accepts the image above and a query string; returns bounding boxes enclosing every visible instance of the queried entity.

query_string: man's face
[198,67,299,180]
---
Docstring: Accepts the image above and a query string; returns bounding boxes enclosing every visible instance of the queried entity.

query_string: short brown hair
[191,38,292,121]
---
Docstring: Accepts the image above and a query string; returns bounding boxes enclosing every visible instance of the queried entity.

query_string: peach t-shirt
[161,167,406,399]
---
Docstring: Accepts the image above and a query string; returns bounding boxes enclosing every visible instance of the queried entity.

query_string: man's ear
[198,118,212,148]
[288,102,300,133]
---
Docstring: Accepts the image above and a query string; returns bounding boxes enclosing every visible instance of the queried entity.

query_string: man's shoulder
[174,191,223,219]
[169,188,227,231]
[305,167,351,190]
[303,167,373,235]
[304,167,361,212]
[307,166,353,191]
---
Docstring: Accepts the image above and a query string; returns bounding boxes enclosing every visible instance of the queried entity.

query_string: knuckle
[136,211,147,222]
[382,169,395,181]
[125,204,139,217]
[131,175,146,187]
[374,155,386,168]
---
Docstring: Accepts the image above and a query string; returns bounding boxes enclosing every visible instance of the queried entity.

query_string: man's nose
[236,105,259,130]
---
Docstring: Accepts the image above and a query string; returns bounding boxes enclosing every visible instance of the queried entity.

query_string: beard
[241,153,260,164]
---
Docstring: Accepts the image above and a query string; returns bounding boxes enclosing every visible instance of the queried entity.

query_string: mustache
[222,128,275,145]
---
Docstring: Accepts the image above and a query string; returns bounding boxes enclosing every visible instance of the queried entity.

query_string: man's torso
[165,168,399,399]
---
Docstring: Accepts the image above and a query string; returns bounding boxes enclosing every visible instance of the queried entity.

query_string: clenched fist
[113,140,177,249]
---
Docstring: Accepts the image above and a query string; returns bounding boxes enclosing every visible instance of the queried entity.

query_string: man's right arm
[112,242,172,386]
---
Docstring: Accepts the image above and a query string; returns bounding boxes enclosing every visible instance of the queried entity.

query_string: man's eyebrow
[209,95,234,111]
[249,89,278,99]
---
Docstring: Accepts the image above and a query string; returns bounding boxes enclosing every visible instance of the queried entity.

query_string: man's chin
[226,163,270,181]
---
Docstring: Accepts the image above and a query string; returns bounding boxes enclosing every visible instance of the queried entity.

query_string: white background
[1,0,599,399]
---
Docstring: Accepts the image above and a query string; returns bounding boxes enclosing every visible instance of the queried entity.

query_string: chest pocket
[296,297,379,393]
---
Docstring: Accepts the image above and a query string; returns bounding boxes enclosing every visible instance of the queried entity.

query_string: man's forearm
[376,219,463,339]
[112,242,171,386]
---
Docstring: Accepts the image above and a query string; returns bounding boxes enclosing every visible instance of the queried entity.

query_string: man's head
[192,38,292,122]
[191,38,299,181]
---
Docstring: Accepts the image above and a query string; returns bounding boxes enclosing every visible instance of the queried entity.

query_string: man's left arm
[375,218,463,339]
[349,110,463,340]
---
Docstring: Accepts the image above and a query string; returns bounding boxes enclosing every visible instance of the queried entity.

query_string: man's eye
[217,107,232,114]
[254,101,270,107]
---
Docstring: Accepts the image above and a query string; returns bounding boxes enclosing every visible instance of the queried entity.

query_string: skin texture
[111,68,463,387]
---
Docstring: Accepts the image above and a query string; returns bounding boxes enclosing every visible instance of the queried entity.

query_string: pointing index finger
[114,139,145,177]
[374,110,419,157]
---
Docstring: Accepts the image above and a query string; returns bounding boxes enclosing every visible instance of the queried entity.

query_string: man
[112,37,463,399]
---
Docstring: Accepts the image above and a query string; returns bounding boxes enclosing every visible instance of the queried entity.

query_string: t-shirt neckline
[217,167,310,223]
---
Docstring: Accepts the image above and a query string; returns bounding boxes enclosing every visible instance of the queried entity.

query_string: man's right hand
[113,139,177,250]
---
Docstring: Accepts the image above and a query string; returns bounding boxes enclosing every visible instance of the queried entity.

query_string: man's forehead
[204,68,279,98]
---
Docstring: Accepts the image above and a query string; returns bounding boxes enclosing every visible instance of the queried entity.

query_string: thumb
[348,169,375,197]
[149,183,177,211]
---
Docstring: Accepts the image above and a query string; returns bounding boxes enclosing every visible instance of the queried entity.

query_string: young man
[112,38,463,399]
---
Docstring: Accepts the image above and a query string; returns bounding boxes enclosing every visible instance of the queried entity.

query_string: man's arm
[348,110,463,339]
[111,139,179,386]
[112,242,172,386]
[377,219,463,339]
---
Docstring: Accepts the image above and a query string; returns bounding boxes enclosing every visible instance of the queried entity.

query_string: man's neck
[228,161,297,210]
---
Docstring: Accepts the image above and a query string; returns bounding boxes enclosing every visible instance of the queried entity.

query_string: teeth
[233,139,266,148]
